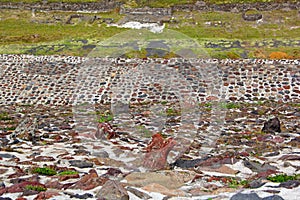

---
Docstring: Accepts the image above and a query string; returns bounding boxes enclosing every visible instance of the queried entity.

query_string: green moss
[58,170,78,176]
[25,185,47,192]
[32,167,57,176]
[267,174,299,183]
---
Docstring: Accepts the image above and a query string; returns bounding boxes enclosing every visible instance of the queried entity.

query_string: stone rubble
[0,54,299,199]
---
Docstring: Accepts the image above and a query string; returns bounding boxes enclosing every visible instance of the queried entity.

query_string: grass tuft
[32,167,57,176]
[58,170,78,176]
[25,185,47,192]
[267,174,299,183]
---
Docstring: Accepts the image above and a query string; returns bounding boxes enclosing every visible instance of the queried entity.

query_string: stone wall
[0,2,118,12]
[0,55,299,106]
[172,1,300,12]
[1,1,299,13]
[119,6,172,16]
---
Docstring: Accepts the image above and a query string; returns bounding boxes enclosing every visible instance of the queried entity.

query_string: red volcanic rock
[0,181,46,195]
[279,155,300,161]
[45,180,72,190]
[34,191,60,200]
[103,168,122,178]
[144,133,166,152]
[0,168,8,174]
[10,175,40,184]
[32,156,55,162]
[252,169,278,179]
[96,122,116,139]
[7,167,26,178]
[143,133,177,170]
[69,169,108,190]
[206,96,219,101]
[58,173,80,181]
[195,154,239,168]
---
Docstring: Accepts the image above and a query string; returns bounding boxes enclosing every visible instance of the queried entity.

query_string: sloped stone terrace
[0,54,299,200]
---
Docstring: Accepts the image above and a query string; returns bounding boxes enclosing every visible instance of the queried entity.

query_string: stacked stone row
[0,54,299,106]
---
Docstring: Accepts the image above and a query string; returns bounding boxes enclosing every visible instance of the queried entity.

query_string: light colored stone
[198,165,239,175]
[96,180,129,200]
[125,170,196,190]
[142,183,186,197]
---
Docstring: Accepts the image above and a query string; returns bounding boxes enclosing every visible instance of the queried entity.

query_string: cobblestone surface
[0,55,299,106]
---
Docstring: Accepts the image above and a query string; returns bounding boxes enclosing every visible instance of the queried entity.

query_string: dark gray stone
[69,160,93,168]
[262,117,281,133]
[242,9,263,21]
[0,153,16,159]
[249,179,265,188]
[68,193,93,199]
[92,150,109,158]
[279,180,300,189]
[127,187,151,199]
[262,195,284,200]
[243,160,277,173]
[0,197,13,200]
[230,193,261,200]
[171,158,207,169]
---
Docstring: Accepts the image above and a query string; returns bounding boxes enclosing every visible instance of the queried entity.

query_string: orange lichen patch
[269,52,289,59]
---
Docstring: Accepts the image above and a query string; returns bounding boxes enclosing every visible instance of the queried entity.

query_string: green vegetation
[291,103,300,108]
[170,10,300,40]
[0,112,13,121]
[222,102,241,109]
[25,185,47,192]
[161,101,168,105]
[97,114,113,123]
[267,174,300,183]
[200,102,240,110]
[166,108,180,116]
[32,167,57,176]
[228,179,249,188]
[3,127,16,131]
[58,170,78,175]
[0,0,101,3]
[0,1,299,58]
